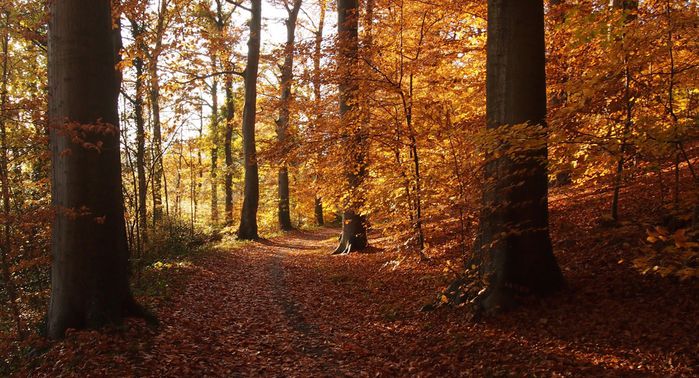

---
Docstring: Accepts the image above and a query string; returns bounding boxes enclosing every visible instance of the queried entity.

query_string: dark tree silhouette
[333,0,369,254]
[47,0,151,339]
[237,0,262,240]
[276,0,302,232]
[475,0,564,313]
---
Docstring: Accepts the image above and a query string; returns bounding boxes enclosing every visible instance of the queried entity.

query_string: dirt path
[146,228,343,376]
[21,227,699,377]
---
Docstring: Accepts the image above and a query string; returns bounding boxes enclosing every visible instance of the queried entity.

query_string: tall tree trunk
[237,0,262,240]
[175,138,183,217]
[149,72,163,224]
[609,0,637,222]
[189,141,196,232]
[210,58,219,226]
[149,0,167,225]
[312,0,326,227]
[333,0,368,254]
[276,0,302,231]
[47,0,148,338]
[196,101,204,220]
[129,19,148,243]
[476,0,564,313]
[399,7,426,256]
[224,70,234,226]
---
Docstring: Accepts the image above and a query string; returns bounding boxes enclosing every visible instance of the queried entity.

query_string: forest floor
[12,180,699,376]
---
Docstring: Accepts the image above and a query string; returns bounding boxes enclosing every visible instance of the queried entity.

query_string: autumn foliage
[0,0,698,375]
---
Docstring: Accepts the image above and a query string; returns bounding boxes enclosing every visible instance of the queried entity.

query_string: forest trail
[21,224,699,376]
[143,228,344,376]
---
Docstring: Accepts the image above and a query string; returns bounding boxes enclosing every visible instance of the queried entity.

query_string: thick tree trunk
[47,0,148,338]
[237,0,261,240]
[224,71,234,226]
[476,0,564,313]
[276,0,302,231]
[333,0,368,254]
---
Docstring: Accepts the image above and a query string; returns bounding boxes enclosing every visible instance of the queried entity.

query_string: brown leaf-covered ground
[14,181,699,376]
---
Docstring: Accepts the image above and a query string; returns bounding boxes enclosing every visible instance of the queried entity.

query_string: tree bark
[224,70,234,226]
[333,0,368,254]
[47,0,148,338]
[476,0,564,313]
[276,0,302,231]
[149,0,167,224]
[129,18,148,243]
[237,0,262,240]
[174,138,183,217]
[398,6,425,256]
[314,196,324,226]
[196,101,204,220]
[312,0,326,227]
[210,57,219,226]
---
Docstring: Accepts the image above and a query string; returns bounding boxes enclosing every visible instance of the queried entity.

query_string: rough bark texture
[237,0,261,240]
[224,71,234,226]
[47,0,146,338]
[476,0,564,313]
[276,0,302,231]
[333,0,368,254]
[129,19,148,242]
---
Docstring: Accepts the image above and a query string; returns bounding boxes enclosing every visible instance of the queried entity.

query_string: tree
[333,0,368,254]
[475,0,564,313]
[191,0,231,228]
[149,0,169,224]
[210,56,220,226]
[609,0,638,222]
[224,67,235,226]
[47,0,150,338]
[276,0,302,231]
[124,0,150,247]
[237,0,262,240]
[312,0,326,227]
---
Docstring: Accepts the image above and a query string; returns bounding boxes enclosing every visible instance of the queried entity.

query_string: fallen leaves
[9,179,699,376]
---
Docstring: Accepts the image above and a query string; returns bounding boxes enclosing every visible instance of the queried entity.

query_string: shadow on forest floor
[12,173,699,376]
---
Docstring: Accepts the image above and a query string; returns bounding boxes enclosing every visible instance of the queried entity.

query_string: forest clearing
[1,0,698,376]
